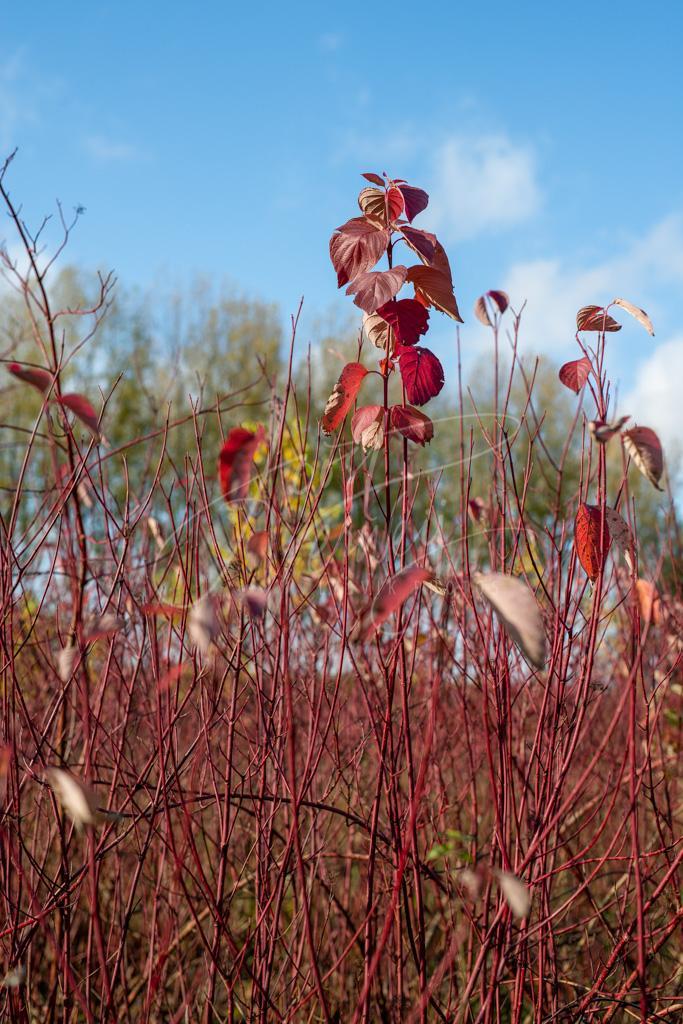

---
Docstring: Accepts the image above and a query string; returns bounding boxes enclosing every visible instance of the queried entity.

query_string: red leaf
[329,217,389,288]
[574,503,611,581]
[396,346,445,406]
[346,266,407,313]
[59,393,102,439]
[361,172,385,186]
[390,404,434,445]
[588,415,630,443]
[387,186,404,221]
[219,425,265,502]
[622,426,664,490]
[400,226,436,262]
[473,290,510,327]
[559,357,592,394]
[351,404,384,450]
[358,186,403,227]
[322,363,368,434]
[395,184,429,222]
[376,298,429,346]
[247,531,268,561]
[8,362,53,393]
[576,305,622,332]
[359,564,431,639]
[406,265,463,322]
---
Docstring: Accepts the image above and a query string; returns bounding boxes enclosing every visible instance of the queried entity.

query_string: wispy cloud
[83,135,142,163]
[428,134,541,242]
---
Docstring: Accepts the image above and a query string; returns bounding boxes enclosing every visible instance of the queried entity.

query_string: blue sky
[2,2,683,449]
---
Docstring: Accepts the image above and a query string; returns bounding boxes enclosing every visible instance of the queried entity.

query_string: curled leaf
[635,579,663,626]
[559,357,591,394]
[57,644,78,682]
[47,768,100,829]
[396,345,445,406]
[59,393,102,440]
[362,311,391,351]
[329,217,389,288]
[357,565,431,640]
[574,503,611,581]
[613,297,654,336]
[8,362,53,393]
[588,415,630,443]
[576,305,621,332]
[357,185,403,227]
[496,870,532,919]
[322,363,368,433]
[474,572,546,669]
[361,172,384,186]
[219,425,265,502]
[390,404,434,445]
[351,404,384,451]
[346,266,407,313]
[604,508,635,572]
[474,290,509,327]
[623,426,664,491]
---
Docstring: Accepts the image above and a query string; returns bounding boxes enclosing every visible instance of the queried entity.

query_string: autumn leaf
[635,579,663,626]
[473,290,509,327]
[345,266,407,313]
[574,503,611,581]
[47,768,100,829]
[558,357,592,394]
[322,362,369,433]
[362,311,392,351]
[588,415,630,443]
[351,404,384,450]
[613,297,654,336]
[390,404,434,445]
[396,345,445,406]
[219,425,266,502]
[399,225,436,262]
[247,531,268,562]
[59,393,102,439]
[395,183,429,222]
[496,871,532,919]
[358,185,403,227]
[188,594,221,656]
[8,362,54,393]
[376,298,429,345]
[361,172,385,186]
[622,426,664,491]
[576,305,621,332]
[357,564,431,640]
[329,217,389,287]
[406,265,463,322]
[604,508,635,572]
[474,572,546,669]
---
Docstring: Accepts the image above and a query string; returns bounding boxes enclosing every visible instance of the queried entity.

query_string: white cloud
[501,214,683,353]
[428,135,541,242]
[623,335,683,456]
[83,135,140,163]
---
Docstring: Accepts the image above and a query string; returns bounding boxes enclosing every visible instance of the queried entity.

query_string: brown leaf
[390,404,434,445]
[361,172,385,186]
[322,363,369,433]
[474,572,546,669]
[496,870,532,919]
[559,357,592,394]
[362,311,391,351]
[576,305,621,332]
[346,266,407,313]
[351,404,384,451]
[574,503,611,581]
[604,508,635,572]
[247,531,268,562]
[613,298,654,337]
[473,290,510,327]
[329,217,389,288]
[635,579,663,625]
[406,265,463,322]
[357,186,403,227]
[623,426,664,491]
